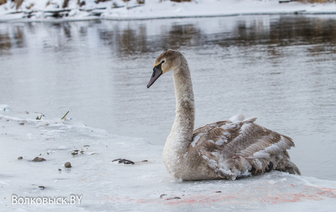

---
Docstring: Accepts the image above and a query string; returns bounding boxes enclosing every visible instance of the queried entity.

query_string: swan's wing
[190,115,300,179]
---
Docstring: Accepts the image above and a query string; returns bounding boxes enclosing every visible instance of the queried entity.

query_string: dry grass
[77,0,85,7]
[295,0,335,3]
[62,0,70,8]
[26,3,34,9]
[170,0,192,2]
[0,0,6,6]
[0,0,24,9]
[95,0,111,3]
[14,0,24,9]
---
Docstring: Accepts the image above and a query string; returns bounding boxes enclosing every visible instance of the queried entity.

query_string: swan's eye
[161,60,165,64]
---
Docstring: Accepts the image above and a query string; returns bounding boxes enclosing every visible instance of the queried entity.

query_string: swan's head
[147,49,182,88]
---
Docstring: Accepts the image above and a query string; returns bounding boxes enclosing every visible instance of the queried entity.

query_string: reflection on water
[0,32,11,52]
[2,16,336,55]
[225,16,336,46]
[0,15,336,180]
[0,25,26,53]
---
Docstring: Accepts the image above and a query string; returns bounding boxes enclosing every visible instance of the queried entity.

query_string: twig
[61,111,69,120]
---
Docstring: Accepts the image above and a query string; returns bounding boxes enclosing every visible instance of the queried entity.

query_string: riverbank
[1,0,336,22]
[1,106,336,211]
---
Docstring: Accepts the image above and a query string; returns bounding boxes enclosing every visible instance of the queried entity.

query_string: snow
[1,106,336,211]
[215,138,226,146]
[190,133,202,147]
[253,151,270,158]
[0,0,336,22]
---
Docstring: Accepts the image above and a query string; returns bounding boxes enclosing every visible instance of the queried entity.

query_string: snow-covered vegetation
[0,0,336,21]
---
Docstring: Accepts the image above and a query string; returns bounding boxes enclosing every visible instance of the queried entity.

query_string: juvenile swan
[147,49,300,181]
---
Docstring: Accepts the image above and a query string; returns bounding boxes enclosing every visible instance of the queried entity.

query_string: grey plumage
[190,115,300,180]
[149,49,300,181]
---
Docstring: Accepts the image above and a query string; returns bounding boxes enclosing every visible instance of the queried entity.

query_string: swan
[147,49,300,181]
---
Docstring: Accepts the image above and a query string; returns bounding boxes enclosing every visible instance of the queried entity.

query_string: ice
[1,108,336,211]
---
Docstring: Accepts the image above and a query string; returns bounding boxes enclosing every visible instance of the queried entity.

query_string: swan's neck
[171,62,195,145]
[164,57,195,169]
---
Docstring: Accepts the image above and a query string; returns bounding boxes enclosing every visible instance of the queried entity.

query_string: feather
[190,116,300,180]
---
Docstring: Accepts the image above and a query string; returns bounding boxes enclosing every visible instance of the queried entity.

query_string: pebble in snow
[32,157,46,162]
[112,158,134,164]
[64,162,72,168]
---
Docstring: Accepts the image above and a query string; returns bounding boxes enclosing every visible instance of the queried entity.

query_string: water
[0,15,336,181]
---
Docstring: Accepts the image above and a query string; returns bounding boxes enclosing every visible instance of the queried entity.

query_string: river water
[0,15,336,180]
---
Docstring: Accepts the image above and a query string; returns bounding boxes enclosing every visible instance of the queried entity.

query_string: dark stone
[32,157,46,162]
[64,162,72,168]
[112,158,134,165]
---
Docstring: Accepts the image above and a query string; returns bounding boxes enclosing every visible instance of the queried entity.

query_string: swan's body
[147,49,300,181]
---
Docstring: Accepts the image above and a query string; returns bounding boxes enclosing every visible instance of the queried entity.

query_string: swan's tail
[275,160,301,175]
[283,160,301,175]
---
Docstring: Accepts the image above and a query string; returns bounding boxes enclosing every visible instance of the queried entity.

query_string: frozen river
[1,14,336,186]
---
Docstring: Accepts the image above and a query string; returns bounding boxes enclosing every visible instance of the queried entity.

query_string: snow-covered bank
[1,0,336,22]
[1,105,336,211]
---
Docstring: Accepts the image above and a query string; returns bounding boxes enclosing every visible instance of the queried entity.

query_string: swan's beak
[147,64,163,88]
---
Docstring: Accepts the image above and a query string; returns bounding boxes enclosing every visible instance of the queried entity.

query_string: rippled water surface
[0,15,336,180]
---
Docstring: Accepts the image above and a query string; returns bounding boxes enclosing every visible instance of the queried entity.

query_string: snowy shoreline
[1,0,336,22]
[1,105,336,211]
